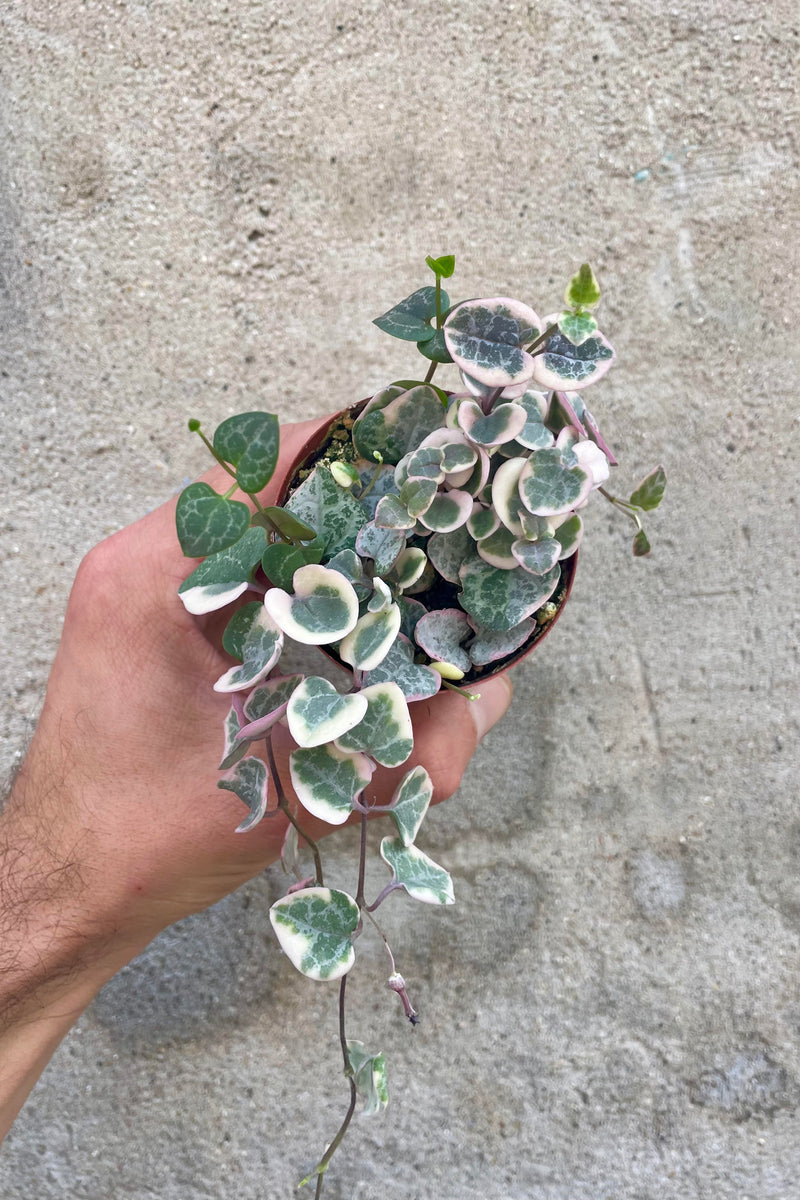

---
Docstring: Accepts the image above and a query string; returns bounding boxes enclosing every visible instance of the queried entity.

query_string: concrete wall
[1,2,798,1197]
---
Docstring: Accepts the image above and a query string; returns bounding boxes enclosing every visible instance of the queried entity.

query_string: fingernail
[470,674,513,742]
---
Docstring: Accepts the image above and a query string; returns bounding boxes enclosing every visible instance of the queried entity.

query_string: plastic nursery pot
[275,399,579,686]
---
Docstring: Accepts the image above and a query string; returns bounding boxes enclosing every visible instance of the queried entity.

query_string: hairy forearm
[0,785,147,1141]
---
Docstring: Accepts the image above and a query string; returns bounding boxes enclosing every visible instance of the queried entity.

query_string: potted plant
[173,257,665,1194]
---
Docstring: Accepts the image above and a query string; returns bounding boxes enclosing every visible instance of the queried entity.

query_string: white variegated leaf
[289,743,374,824]
[389,765,433,847]
[213,607,284,692]
[287,676,368,748]
[339,604,402,672]
[380,837,454,905]
[269,887,360,980]
[265,564,359,645]
[217,755,270,833]
[335,681,413,768]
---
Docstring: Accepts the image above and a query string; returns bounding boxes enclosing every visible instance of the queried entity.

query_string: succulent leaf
[399,476,438,518]
[444,298,541,388]
[283,465,368,557]
[391,547,427,590]
[222,601,265,661]
[518,449,593,517]
[287,676,368,748]
[361,634,442,702]
[557,311,598,345]
[457,400,528,447]
[269,887,360,980]
[355,518,407,574]
[354,461,400,520]
[389,765,433,846]
[633,528,652,556]
[265,564,359,645]
[476,524,518,570]
[353,385,447,465]
[511,536,561,575]
[212,411,280,494]
[347,1042,389,1116]
[552,512,584,559]
[564,262,601,310]
[335,681,414,768]
[459,558,561,632]
[467,505,499,541]
[175,483,252,558]
[380,837,454,905]
[218,755,270,833]
[530,316,616,392]
[178,526,267,614]
[629,465,667,511]
[289,744,374,825]
[373,494,416,531]
[261,539,324,592]
[514,390,555,451]
[418,489,472,533]
[417,327,453,363]
[467,617,536,667]
[239,674,304,739]
[367,577,394,613]
[219,703,250,770]
[372,287,447,342]
[491,456,529,536]
[426,525,476,583]
[339,604,402,672]
[213,607,284,692]
[414,608,472,673]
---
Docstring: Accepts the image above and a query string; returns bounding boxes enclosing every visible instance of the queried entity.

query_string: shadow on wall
[89,870,283,1048]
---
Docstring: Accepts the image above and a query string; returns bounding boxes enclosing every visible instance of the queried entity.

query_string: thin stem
[525,321,559,355]
[195,428,237,478]
[356,812,368,906]
[222,482,239,500]
[441,679,481,701]
[424,359,438,384]
[310,978,358,1196]
[598,486,643,531]
[434,274,443,328]
[364,909,396,973]
[365,881,402,912]
[264,735,324,886]
[358,461,383,503]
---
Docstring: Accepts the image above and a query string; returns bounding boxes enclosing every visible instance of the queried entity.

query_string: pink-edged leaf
[418,489,472,533]
[414,608,472,674]
[518,449,593,517]
[361,633,442,702]
[467,616,536,667]
[476,524,518,570]
[218,755,271,833]
[531,314,616,392]
[265,564,359,645]
[511,537,562,575]
[491,455,529,535]
[287,677,368,748]
[339,604,402,672]
[444,298,541,388]
[335,681,414,768]
[427,525,477,583]
[213,607,284,693]
[467,505,499,541]
[237,674,304,740]
[457,400,528,447]
[356,518,407,574]
[290,744,374,825]
[459,558,561,632]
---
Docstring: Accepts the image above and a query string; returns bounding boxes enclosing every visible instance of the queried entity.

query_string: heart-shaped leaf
[239,674,303,739]
[347,1042,389,1116]
[426,525,476,583]
[396,595,426,639]
[380,837,454,905]
[418,490,472,533]
[457,400,528,447]
[335,681,413,768]
[217,755,270,833]
[261,538,324,591]
[633,528,651,556]
[629,465,667,511]
[373,287,447,342]
[511,536,561,575]
[265,564,359,645]
[353,386,448,466]
[283,465,368,557]
[467,616,536,667]
[178,526,267,614]
[444,298,541,388]
[530,316,615,392]
[355,519,406,574]
[391,547,427,590]
[213,606,284,692]
[514,390,555,451]
[339,604,402,672]
[287,676,368,747]
[425,253,455,278]
[361,634,442,702]
[398,445,445,484]
[558,310,598,346]
[389,765,433,847]
[373,494,416,532]
[289,744,374,825]
[416,327,453,363]
[459,558,561,632]
[476,524,518,570]
[222,601,265,660]
[175,483,252,558]
[269,887,360,980]
[467,506,499,541]
[414,609,472,674]
[518,448,592,517]
[399,476,438,518]
[324,549,372,600]
[213,411,280,494]
[552,512,583,559]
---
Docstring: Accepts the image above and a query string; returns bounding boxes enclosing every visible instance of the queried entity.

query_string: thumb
[468,674,514,743]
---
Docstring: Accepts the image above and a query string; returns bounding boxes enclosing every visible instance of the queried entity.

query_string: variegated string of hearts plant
[174,258,666,1195]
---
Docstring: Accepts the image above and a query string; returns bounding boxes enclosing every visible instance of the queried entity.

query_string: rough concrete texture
[1,2,798,1197]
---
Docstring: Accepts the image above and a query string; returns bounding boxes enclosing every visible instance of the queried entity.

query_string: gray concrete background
[1,2,798,1197]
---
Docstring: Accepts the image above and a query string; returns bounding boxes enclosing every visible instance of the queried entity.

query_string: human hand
[2,416,512,960]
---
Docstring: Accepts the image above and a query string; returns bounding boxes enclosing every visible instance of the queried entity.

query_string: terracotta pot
[277,400,578,683]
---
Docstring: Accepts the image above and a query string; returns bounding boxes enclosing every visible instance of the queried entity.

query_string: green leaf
[459,558,561,632]
[329,461,361,490]
[178,526,267,614]
[214,607,284,692]
[427,524,477,583]
[222,601,264,660]
[425,253,455,278]
[557,310,598,346]
[339,605,402,672]
[373,287,448,342]
[629,465,667,511]
[467,617,535,667]
[380,837,454,905]
[564,262,601,310]
[353,385,448,466]
[219,704,249,770]
[265,563,359,645]
[335,681,414,768]
[391,547,427,590]
[373,494,415,532]
[261,539,324,592]
[457,400,527,447]
[633,528,652,556]
[414,608,472,673]
[269,887,360,980]
[289,743,374,825]
[518,448,593,517]
[416,328,453,363]
[389,765,433,846]
[287,676,368,748]
[476,523,518,570]
[213,411,280,494]
[467,506,498,541]
[553,512,583,559]
[325,549,372,600]
[218,755,270,833]
[356,518,407,574]
[418,489,472,533]
[443,298,540,388]
[399,476,438,518]
[243,673,303,728]
[175,483,252,558]
[284,465,368,557]
[514,390,555,451]
[347,1042,389,1116]
[530,323,616,392]
[511,536,561,575]
[255,506,318,542]
[361,634,442,703]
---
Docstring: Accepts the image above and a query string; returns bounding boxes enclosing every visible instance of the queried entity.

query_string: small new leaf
[633,528,652,556]
[629,465,667,511]
[347,1042,389,1116]
[565,262,601,310]
[425,253,455,279]
[218,755,270,833]
[557,311,598,346]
